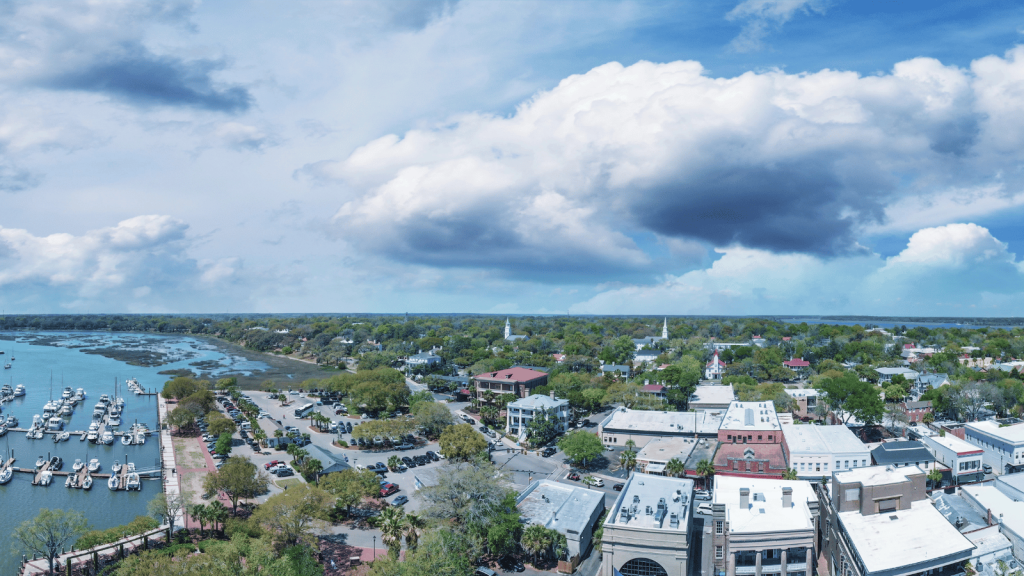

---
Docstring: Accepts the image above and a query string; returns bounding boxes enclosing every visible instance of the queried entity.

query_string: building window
[836,461,840,469]
[862,459,867,467]
[758,435,763,441]
[768,435,773,441]
[716,521,723,534]
[816,463,820,472]
[619,558,669,576]
[716,546,724,560]
[844,460,849,468]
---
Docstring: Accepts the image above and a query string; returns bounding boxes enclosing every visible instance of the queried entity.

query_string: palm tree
[619,450,637,474]
[782,468,799,480]
[207,500,228,535]
[189,503,208,537]
[293,448,310,466]
[377,506,406,559]
[665,457,686,478]
[274,429,284,438]
[305,458,323,481]
[696,459,715,489]
[388,455,402,471]
[285,443,299,463]
[625,439,636,451]
[927,468,943,489]
[403,512,426,550]
[521,524,551,565]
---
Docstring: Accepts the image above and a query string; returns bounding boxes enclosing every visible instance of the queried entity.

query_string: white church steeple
[505,318,511,339]
[662,317,668,339]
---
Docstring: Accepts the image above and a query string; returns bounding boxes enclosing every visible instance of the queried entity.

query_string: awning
[646,463,666,474]
[458,389,472,395]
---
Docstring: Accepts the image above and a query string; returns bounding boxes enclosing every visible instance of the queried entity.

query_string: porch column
[780,550,787,576]
[727,552,736,576]
[755,551,762,576]
[806,548,813,576]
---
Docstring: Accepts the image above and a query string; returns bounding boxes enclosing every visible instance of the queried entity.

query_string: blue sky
[3,0,1024,316]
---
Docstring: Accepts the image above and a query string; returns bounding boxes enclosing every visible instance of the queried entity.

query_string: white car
[585,478,605,487]
[697,503,714,515]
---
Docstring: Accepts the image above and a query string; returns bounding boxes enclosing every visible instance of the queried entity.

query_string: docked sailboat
[0,466,12,484]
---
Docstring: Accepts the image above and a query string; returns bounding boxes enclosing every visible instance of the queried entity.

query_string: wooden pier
[0,457,14,475]
[31,461,51,485]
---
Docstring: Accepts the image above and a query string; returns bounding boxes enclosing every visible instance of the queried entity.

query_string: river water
[0,332,270,576]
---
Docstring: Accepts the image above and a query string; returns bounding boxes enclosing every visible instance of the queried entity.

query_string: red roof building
[782,357,811,369]
[473,367,549,398]
[642,384,666,399]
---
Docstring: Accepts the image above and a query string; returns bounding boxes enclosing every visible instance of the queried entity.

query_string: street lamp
[372,536,376,561]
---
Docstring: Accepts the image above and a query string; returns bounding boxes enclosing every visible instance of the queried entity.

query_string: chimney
[550,390,555,400]
[740,487,750,509]
[783,487,792,508]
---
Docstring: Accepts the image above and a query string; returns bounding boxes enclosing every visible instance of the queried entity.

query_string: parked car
[584,477,604,487]
[566,472,580,481]
[380,483,399,496]
[276,467,294,477]
[264,460,281,470]
[395,443,413,451]
[426,451,439,461]
[541,446,556,457]
[983,464,993,474]
[499,557,525,573]
[474,567,498,576]
[392,495,409,506]
[697,503,714,515]
[694,490,711,500]
[613,483,625,491]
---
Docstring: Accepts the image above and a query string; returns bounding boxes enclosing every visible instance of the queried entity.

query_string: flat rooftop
[838,500,975,574]
[996,471,1024,495]
[607,473,692,532]
[925,433,983,455]
[962,485,1024,540]
[690,385,735,406]
[720,401,781,432]
[713,475,817,534]
[785,388,818,399]
[966,420,1024,444]
[508,394,568,410]
[782,424,869,455]
[601,408,723,436]
[517,480,604,533]
[834,465,922,487]
[636,437,697,469]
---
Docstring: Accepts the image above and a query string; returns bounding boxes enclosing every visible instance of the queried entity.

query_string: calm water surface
[0,332,270,575]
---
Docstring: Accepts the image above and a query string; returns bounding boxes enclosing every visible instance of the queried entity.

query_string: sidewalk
[157,396,184,530]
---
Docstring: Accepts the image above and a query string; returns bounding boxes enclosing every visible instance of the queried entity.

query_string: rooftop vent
[889,515,899,521]
[745,409,754,427]
[759,508,766,514]
[646,505,653,515]
[669,512,679,528]
[633,495,641,504]
[620,506,629,522]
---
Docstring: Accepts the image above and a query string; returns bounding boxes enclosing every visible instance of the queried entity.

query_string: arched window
[619,558,669,576]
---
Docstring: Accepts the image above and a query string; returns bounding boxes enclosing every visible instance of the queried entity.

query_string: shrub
[76,516,159,549]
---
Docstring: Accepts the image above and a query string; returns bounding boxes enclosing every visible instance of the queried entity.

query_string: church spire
[662,317,668,339]
[505,318,511,339]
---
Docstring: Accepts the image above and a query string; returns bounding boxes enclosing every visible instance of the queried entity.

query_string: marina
[0,331,267,576]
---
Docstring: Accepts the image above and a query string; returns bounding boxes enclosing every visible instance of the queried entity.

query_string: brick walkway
[319,540,401,575]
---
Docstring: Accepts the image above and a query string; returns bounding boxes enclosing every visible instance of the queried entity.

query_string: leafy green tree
[782,468,799,480]
[188,503,208,537]
[207,500,229,535]
[558,430,603,467]
[203,456,271,515]
[11,509,89,575]
[375,505,406,559]
[388,455,403,471]
[147,492,185,527]
[252,484,333,547]
[438,423,488,461]
[320,468,381,516]
[927,468,943,489]
[412,401,456,439]
[521,524,553,565]
[696,459,715,489]
[207,412,237,437]
[619,450,637,474]
[487,494,522,558]
[525,407,559,446]
[366,527,472,576]
[419,460,513,527]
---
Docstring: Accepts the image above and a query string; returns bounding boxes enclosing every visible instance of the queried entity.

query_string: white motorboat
[35,456,46,468]
[38,471,52,486]
[135,435,145,445]
[59,404,73,417]
[72,459,84,471]
[61,387,72,400]
[82,475,92,490]
[111,460,122,473]
[121,434,132,446]
[0,466,12,484]
[65,475,75,488]
[45,417,63,431]
[14,384,25,397]
[115,397,125,407]
[87,459,100,473]
[99,431,114,445]
[76,388,86,399]
[0,425,7,437]
[59,431,70,442]
[125,472,140,491]
[107,475,119,490]
[86,430,98,442]
[6,415,17,427]
[1,384,12,397]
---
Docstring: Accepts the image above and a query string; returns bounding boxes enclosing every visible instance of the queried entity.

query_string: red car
[264,460,280,470]
[566,472,580,481]
[380,483,399,497]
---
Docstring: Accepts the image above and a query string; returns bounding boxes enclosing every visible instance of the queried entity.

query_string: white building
[875,367,919,383]
[601,473,694,576]
[406,350,442,367]
[921,433,986,484]
[599,408,723,448]
[705,350,726,380]
[961,484,1024,564]
[781,424,871,479]
[710,475,819,576]
[517,480,606,571]
[636,437,698,476]
[964,420,1024,475]
[633,319,669,351]
[504,318,529,342]
[506,394,570,440]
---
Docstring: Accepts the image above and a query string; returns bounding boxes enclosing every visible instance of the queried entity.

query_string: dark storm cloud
[38,42,251,113]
